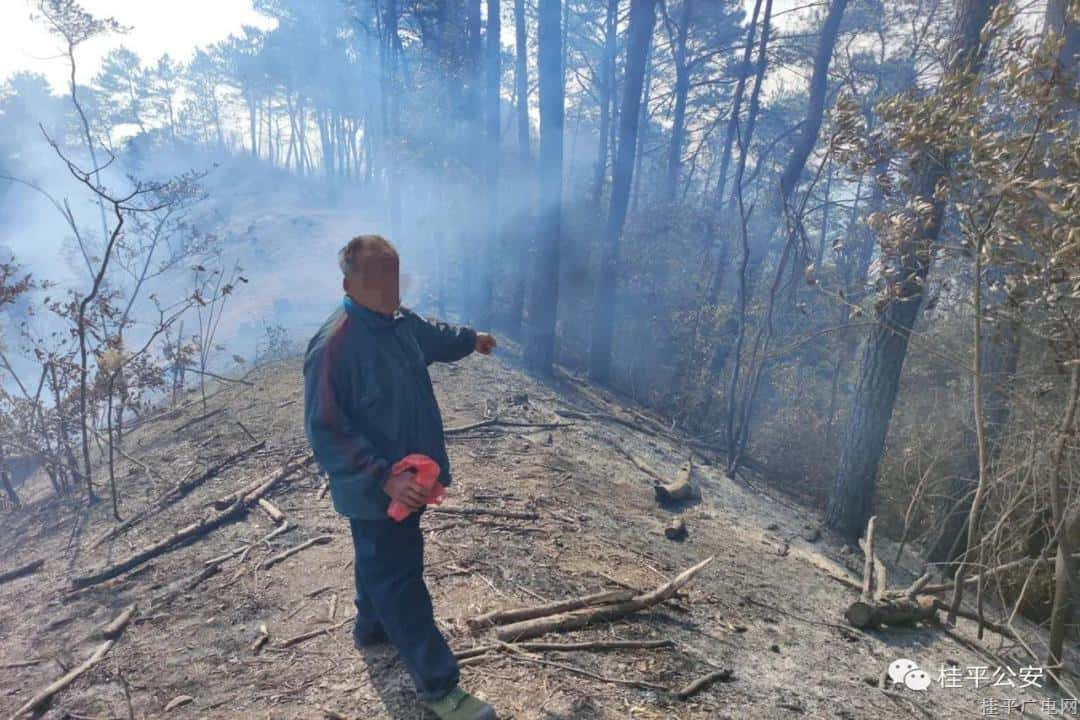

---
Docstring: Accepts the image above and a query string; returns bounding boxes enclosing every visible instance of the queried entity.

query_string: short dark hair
[338,234,398,276]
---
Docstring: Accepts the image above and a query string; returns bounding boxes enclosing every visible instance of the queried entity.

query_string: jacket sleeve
[303,341,390,490]
[409,312,477,365]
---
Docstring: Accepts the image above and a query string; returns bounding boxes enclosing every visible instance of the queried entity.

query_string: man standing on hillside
[304,235,498,720]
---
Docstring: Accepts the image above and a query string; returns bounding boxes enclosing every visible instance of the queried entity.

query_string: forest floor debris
[0,347,1072,718]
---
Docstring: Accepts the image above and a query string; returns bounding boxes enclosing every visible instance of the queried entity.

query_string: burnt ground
[0,342,1072,719]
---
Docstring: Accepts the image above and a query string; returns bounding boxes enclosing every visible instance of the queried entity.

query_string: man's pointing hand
[474,332,497,355]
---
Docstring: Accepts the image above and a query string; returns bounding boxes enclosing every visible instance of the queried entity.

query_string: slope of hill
[0,343,1065,719]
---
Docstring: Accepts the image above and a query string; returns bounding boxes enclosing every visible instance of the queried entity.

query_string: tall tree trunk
[478,0,501,330]
[629,48,653,215]
[777,0,848,218]
[515,0,531,168]
[826,0,1000,543]
[1043,0,1079,674]
[317,110,334,180]
[506,0,532,337]
[702,0,772,313]
[464,0,485,322]
[247,92,259,158]
[713,0,763,203]
[523,0,565,374]
[593,0,619,204]
[725,0,771,215]
[664,0,692,201]
[588,0,657,384]
[380,0,403,239]
[752,0,847,311]
[1049,366,1080,675]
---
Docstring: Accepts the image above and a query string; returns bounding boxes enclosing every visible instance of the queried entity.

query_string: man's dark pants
[349,511,460,702]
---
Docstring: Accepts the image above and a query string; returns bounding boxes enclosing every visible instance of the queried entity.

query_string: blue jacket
[303,296,477,519]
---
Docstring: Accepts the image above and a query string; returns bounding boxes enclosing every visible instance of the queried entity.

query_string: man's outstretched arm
[408,310,496,364]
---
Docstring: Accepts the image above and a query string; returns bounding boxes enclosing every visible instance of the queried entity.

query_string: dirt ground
[0,341,1072,719]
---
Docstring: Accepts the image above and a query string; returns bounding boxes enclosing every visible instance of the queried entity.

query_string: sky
[0,1,804,94]
[0,0,276,91]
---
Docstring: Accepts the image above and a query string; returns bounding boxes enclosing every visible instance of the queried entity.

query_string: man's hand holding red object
[383,469,424,510]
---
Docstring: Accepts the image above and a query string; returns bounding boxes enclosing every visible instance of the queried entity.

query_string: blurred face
[343,250,401,315]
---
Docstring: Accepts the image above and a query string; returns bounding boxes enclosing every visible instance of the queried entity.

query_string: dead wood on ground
[279,616,353,648]
[491,557,714,641]
[174,406,227,433]
[428,506,539,521]
[655,460,700,503]
[91,440,266,549]
[466,589,636,632]
[10,604,135,718]
[260,535,333,570]
[676,668,736,699]
[72,457,312,590]
[0,558,43,586]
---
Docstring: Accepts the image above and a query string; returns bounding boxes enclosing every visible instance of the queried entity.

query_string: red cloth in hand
[386,453,446,521]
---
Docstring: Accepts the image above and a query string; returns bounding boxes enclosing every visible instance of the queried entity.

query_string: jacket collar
[342,295,404,329]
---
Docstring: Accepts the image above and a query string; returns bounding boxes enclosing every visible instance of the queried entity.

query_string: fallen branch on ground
[454,638,674,659]
[676,668,736,699]
[91,440,265,549]
[0,659,46,669]
[932,598,1018,641]
[261,535,333,570]
[466,589,635,633]
[204,522,293,567]
[655,460,700,504]
[72,457,312,590]
[498,642,671,693]
[257,498,286,524]
[610,442,664,481]
[235,420,259,443]
[174,406,227,433]
[444,418,570,435]
[278,616,353,648]
[10,605,135,718]
[554,408,663,439]
[212,453,315,510]
[493,557,714,641]
[71,499,247,590]
[181,365,254,386]
[845,595,938,630]
[251,622,269,653]
[494,640,733,700]
[0,558,43,586]
[101,604,137,639]
[171,440,266,501]
[844,517,938,630]
[902,572,932,600]
[429,506,539,521]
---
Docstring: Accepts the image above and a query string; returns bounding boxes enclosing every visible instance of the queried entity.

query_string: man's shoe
[424,686,497,720]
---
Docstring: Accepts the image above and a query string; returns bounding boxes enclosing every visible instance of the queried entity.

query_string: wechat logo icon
[888,659,932,691]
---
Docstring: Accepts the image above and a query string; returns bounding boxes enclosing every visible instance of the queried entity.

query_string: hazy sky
[0,0,803,93]
[0,0,275,91]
